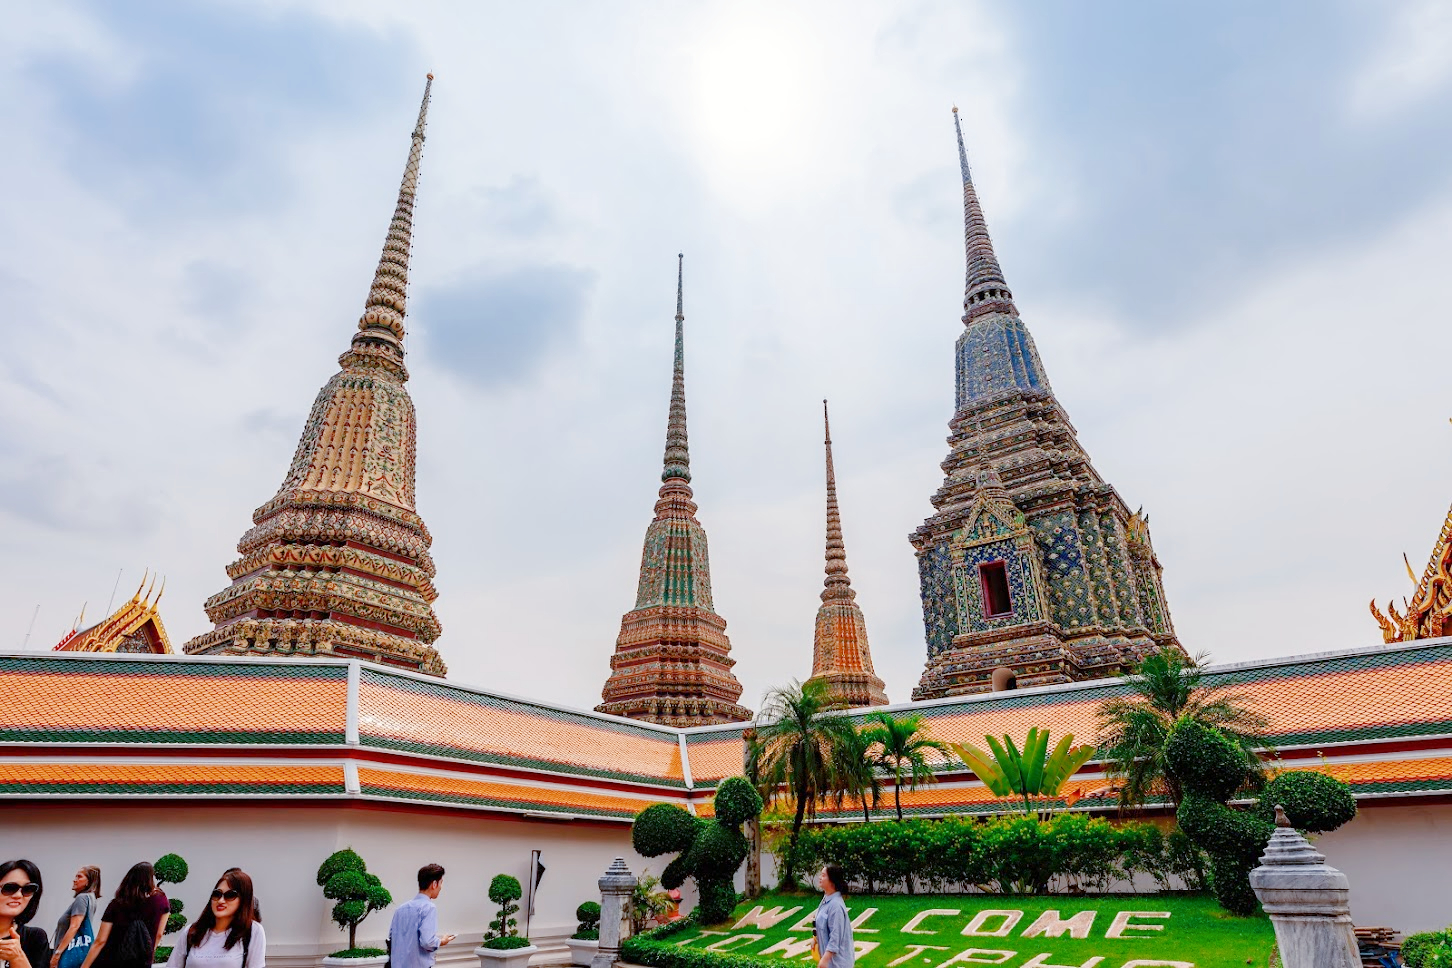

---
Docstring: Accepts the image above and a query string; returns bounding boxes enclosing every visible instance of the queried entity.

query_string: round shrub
[333,899,366,925]
[713,777,763,827]
[1166,720,1252,801]
[154,854,188,885]
[488,875,523,905]
[633,804,700,856]
[316,848,366,886]
[324,870,370,900]
[576,902,601,924]
[1256,772,1356,833]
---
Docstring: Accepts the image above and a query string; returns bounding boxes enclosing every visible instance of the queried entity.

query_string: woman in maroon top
[78,864,168,968]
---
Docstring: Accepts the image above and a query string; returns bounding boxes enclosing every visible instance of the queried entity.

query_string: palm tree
[1096,645,1270,810]
[830,724,882,823]
[951,728,1096,815]
[746,679,857,885]
[860,711,952,821]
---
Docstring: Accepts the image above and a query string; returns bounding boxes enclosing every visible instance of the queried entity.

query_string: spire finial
[953,106,1016,323]
[348,75,434,378]
[822,399,854,601]
[661,254,691,483]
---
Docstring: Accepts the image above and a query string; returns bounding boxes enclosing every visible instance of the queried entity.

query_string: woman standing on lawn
[814,865,854,968]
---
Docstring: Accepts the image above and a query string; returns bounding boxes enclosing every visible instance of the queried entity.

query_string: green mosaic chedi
[597,256,751,727]
[911,110,1180,699]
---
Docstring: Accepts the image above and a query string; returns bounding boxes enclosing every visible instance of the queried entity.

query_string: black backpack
[105,916,155,968]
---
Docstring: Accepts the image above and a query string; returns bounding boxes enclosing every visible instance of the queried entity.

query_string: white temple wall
[4,802,657,967]
[1315,800,1452,933]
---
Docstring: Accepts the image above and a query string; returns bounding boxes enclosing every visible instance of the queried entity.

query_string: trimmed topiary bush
[1255,771,1357,833]
[1165,720,1272,915]
[573,901,601,941]
[632,775,763,925]
[483,874,528,949]
[317,848,392,953]
[1166,721,1356,916]
[155,854,189,936]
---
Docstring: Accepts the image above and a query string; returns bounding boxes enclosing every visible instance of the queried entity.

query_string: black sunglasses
[1,883,39,897]
[210,890,240,901]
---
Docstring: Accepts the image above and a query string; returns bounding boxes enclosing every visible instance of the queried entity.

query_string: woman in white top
[164,870,263,968]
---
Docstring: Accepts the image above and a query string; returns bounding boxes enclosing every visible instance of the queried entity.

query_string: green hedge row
[778,814,1207,895]
[624,917,777,968]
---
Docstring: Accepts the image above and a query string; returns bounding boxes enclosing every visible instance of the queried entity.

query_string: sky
[3,0,1452,714]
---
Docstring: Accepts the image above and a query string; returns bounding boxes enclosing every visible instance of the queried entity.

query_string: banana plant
[950,728,1096,814]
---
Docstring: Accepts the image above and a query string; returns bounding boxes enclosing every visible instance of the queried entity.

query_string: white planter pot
[322,956,389,968]
[474,943,538,968]
[565,939,599,967]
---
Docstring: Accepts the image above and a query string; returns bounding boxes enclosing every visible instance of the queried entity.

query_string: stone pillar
[1249,806,1361,968]
[592,857,638,968]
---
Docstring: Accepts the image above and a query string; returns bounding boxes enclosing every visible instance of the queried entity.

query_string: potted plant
[475,875,536,968]
[316,849,392,967]
[565,902,600,967]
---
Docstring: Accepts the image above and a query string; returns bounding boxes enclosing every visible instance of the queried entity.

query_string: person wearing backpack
[0,859,50,968]
[164,870,262,968]
[79,864,168,968]
[51,867,101,968]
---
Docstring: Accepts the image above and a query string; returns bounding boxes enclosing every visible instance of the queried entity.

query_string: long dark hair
[0,860,43,926]
[115,862,155,913]
[185,870,257,953]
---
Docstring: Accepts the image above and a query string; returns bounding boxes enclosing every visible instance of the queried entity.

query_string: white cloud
[1349,0,1452,119]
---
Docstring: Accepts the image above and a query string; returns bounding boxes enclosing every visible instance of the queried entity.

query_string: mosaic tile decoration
[184,76,446,677]
[910,110,1179,698]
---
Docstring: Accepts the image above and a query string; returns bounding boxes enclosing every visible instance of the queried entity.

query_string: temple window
[978,560,1013,617]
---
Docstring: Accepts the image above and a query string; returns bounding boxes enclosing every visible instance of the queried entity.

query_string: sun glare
[688,8,827,195]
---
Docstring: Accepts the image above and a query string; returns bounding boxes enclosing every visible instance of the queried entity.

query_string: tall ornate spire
[911,107,1180,700]
[346,74,432,380]
[662,253,691,483]
[821,400,853,603]
[954,105,1016,323]
[598,256,750,726]
[185,76,446,677]
[807,401,888,707]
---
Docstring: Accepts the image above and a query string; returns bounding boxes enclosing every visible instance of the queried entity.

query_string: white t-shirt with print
[164,924,265,968]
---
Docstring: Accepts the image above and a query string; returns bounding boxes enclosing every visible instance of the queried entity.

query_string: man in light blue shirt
[388,864,455,968]
[814,865,854,968]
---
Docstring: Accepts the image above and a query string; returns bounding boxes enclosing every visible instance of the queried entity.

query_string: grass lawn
[669,891,1275,968]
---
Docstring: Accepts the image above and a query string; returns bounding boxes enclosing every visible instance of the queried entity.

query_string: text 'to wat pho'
[33,78,1452,729]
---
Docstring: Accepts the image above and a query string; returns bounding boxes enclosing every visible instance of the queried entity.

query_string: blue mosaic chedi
[910,109,1182,700]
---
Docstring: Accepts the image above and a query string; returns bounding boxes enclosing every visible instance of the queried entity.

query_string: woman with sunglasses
[165,870,263,968]
[0,859,49,968]
[80,864,168,968]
